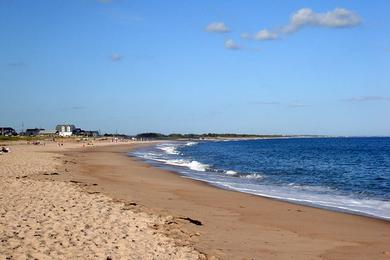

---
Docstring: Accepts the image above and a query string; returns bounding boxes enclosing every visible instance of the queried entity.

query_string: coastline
[55,142,390,259]
[132,139,390,221]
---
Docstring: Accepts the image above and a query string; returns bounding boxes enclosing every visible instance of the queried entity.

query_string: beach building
[72,128,99,137]
[84,130,99,137]
[25,128,45,136]
[39,130,57,136]
[56,124,75,137]
[72,128,85,136]
[0,127,17,136]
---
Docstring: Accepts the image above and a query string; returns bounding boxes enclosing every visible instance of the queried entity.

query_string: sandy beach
[0,141,201,259]
[1,141,390,259]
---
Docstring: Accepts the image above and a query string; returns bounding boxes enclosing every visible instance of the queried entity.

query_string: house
[56,124,75,137]
[72,128,99,137]
[72,128,85,136]
[39,130,57,136]
[84,131,99,137]
[25,128,45,136]
[0,127,17,136]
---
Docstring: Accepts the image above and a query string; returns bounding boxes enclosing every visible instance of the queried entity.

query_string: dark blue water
[130,137,390,220]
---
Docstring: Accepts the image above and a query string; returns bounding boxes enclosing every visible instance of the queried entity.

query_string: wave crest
[165,159,209,172]
[225,170,238,175]
[157,145,179,155]
[185,142,198,146]
[241,173,263,179]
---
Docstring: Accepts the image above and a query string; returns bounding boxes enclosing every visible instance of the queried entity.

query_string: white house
[56,124,75,137]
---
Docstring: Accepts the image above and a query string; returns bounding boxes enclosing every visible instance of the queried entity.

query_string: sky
[1,0,389,136]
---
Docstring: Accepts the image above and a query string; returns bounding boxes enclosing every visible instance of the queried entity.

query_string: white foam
[225,170,238,175]
[185,142,198,146]
[157,145,179,155]
[210,182,390,220]
[187,161,208,171]
[164,159,209,172]
[241,173,263,179]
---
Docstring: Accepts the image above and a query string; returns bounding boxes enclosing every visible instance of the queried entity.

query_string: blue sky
[1,0,389,135]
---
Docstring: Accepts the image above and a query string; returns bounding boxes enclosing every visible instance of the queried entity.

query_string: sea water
[130,137,390,220]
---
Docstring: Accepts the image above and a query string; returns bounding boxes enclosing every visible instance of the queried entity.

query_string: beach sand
[0,141,201,259]
[1,141,390,259]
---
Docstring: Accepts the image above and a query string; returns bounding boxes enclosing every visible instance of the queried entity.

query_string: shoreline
[55,142,390,259]
[131,140,390,222]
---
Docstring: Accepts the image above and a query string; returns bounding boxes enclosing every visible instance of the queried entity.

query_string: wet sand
[56,143,390,259]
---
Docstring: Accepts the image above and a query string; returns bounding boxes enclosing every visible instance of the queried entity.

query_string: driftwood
[179,217,202,226]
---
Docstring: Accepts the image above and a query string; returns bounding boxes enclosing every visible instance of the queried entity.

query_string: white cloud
[111,53,123,62]
[241,30,278,41]
[255,29,278,40]
[205,22,230,33]
[283,8,361,33]
[242,7,360,42]
[224,39,240,50]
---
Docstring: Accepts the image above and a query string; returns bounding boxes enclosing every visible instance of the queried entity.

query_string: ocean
[130,137,390,220]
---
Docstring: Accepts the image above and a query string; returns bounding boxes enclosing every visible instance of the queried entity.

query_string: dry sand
[0,141,202,259]
[1,140,390,259]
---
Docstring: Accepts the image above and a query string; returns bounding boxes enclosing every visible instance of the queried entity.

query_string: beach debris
[87,191,100,194]
[43,172,60,176]
[190,232,201,237]
[1,146,10,153]
[121,202,138,211]
[64,160,77,164]
[163,215,177,225]
[179,217,202,226]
